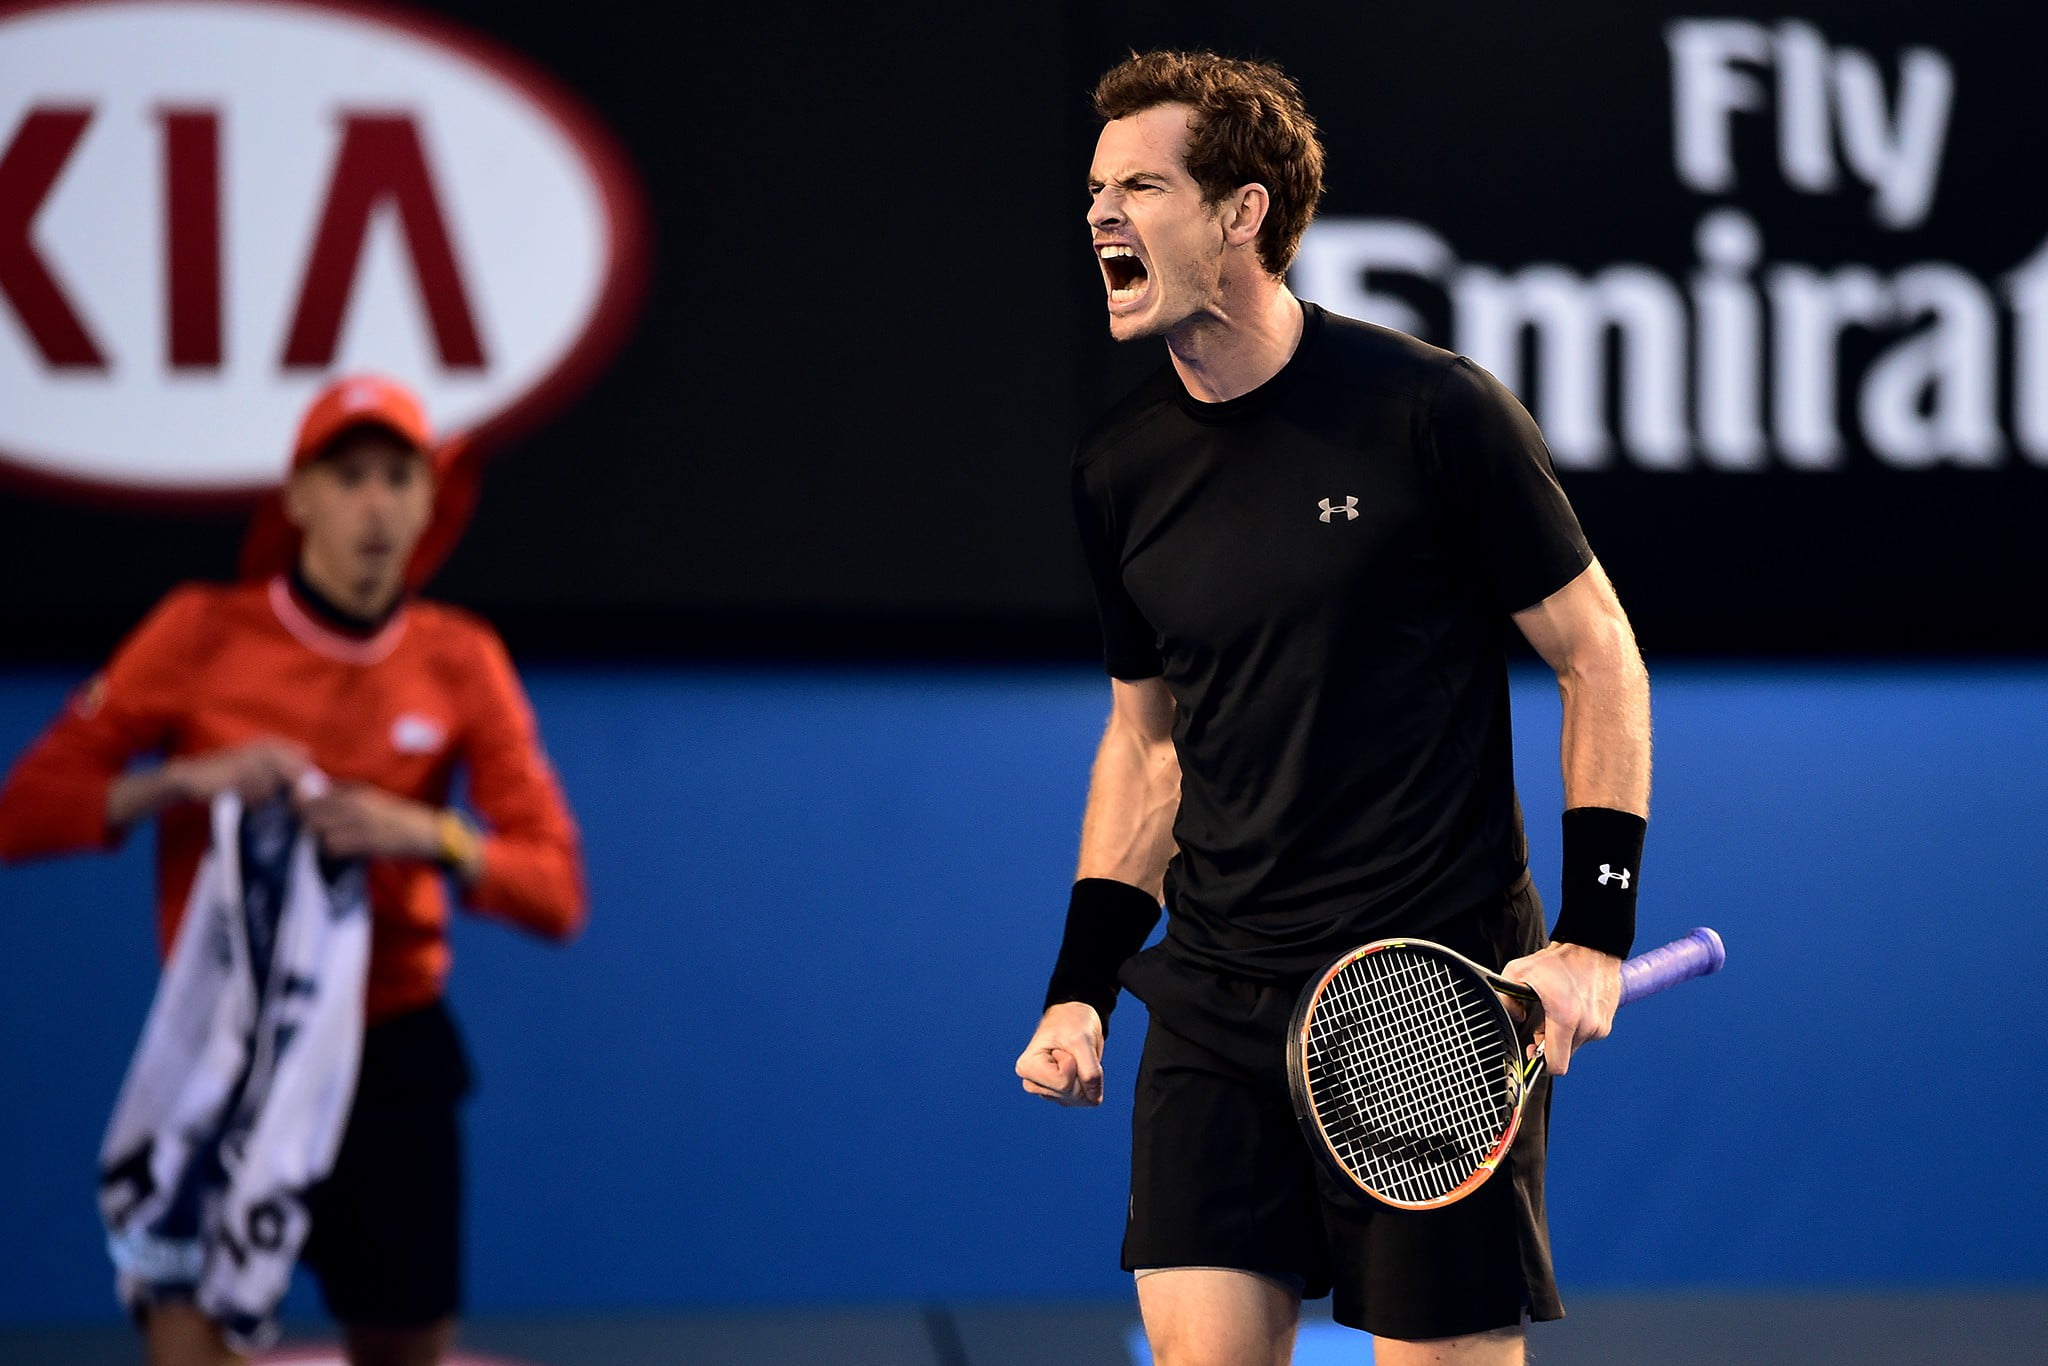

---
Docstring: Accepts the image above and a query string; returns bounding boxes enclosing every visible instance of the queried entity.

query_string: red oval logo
[0,0,648,503]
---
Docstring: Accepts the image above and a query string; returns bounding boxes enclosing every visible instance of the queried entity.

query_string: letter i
[1691,210,1766,469]
[161,108,222,369]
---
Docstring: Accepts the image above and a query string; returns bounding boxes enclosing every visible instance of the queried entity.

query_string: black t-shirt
[1072,302,1593,981]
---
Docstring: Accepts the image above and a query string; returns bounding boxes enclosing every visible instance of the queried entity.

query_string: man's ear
[1223,183,1271,250]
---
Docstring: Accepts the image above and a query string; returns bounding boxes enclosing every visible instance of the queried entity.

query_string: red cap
[290,374,432,471]
[239,376,485,589]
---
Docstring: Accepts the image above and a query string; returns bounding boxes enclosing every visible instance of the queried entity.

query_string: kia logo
[0,0,647,501]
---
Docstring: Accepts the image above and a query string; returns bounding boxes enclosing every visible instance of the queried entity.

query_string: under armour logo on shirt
[1597,864,1632,889]
[1318,496,1359,522]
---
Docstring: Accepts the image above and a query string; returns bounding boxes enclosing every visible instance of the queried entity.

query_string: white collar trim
[266,575,409,666]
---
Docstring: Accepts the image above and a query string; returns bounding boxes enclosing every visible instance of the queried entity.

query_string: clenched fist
[1015,1001,1107,1106]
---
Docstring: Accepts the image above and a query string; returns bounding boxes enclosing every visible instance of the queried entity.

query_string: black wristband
[1549,806,1646,959]
[1043,878,1161,1032]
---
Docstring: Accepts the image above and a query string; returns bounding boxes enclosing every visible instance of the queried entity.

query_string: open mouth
[1098,244,1150,305]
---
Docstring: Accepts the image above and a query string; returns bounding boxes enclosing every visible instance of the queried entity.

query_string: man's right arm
[0,587,304,862]
[1074,677,1180,895]
[1015,676,1179,1107]
[102,743,311,831]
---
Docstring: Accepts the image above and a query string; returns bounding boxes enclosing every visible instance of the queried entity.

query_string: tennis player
[0,377,585,1366]
[1013,52,1651,1366]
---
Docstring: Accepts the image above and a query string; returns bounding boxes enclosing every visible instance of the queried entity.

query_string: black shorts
[1118,877,1563,1341]
[301,999,473,1327]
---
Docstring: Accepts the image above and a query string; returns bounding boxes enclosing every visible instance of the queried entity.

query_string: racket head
[1286,937,1536,1210]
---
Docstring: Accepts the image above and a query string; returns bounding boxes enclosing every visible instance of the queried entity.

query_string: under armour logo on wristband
[1318,496,1359,522]
[1597,864,1632,888]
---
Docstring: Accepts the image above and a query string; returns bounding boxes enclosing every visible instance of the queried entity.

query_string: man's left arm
[445,629,586,940]
[1506,557,1651,1075]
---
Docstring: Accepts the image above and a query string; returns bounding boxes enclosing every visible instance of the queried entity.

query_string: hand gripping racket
[1286,927,1725,1210]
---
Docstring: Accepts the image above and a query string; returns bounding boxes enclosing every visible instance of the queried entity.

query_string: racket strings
[1303,951,1517,1204]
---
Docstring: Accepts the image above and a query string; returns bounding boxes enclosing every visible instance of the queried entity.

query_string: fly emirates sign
[0,0,644,498]
[1294,18,2044,474]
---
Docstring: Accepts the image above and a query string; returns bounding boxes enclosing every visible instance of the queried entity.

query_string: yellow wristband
[435,810,482,873]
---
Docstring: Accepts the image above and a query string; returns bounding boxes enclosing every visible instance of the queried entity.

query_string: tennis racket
[1286,927,1725,1210]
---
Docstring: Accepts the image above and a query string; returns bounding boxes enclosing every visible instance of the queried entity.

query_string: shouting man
[1015,51,1651,1366]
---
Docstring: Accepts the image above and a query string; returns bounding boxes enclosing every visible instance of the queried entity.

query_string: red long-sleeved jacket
[0,576,585,1022]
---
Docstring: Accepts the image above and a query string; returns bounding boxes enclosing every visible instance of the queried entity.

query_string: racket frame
[1286,937,1543,1211]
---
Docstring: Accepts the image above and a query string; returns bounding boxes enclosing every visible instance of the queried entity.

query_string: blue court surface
[5,1293,2048,1363]
[3,663,2045,1362]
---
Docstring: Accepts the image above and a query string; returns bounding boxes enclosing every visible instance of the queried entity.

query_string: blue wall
[2,664,2044,1323]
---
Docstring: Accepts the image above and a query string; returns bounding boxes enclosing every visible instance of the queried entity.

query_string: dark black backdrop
[3,1,2041,661]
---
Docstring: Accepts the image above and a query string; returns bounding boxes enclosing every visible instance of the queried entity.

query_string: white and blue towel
[97,781,369,1350]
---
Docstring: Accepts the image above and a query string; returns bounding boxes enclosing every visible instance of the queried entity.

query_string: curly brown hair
[1093,50,1326,276]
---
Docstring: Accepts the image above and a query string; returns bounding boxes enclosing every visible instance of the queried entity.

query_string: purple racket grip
[1617,927,1726,1007]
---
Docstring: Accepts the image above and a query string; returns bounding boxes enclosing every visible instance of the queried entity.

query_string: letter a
[281,113,485,370]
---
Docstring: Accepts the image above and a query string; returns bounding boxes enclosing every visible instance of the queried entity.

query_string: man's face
[1087,103,1228,342]
[285,427,434,608]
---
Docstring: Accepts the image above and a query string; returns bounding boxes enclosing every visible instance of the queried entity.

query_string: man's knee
[1145,1325,1293,1366]
[1136,1268,1296,1366]
[1372,1323,1525,1365]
